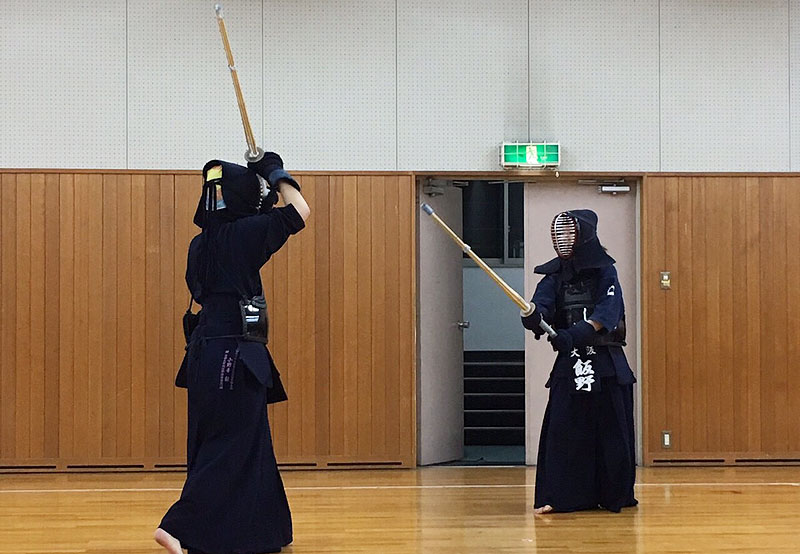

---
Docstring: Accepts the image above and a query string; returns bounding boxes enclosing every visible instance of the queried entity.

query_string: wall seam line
[528,0,531,142]
[658,0,662,172]
[125,0,129,169]
[395,0,399,171]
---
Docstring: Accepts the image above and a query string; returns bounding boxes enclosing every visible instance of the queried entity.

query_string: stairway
[464,351,525,446]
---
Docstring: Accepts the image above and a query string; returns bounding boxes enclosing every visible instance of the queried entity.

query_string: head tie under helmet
[551,211,580,259]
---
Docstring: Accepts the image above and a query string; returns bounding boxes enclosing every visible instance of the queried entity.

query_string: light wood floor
[1,466,799,553]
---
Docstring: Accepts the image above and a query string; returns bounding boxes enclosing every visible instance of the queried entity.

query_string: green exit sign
[501,143,560,168]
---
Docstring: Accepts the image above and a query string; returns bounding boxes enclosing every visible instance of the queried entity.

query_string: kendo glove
[247,151,301,192]
[548,321,596,354]
[520,309,547,340]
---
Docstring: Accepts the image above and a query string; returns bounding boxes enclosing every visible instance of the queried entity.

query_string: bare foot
[534,504,554,515]
[154,528,182,554]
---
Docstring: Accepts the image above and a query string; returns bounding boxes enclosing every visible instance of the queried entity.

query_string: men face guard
[551,212,580,259]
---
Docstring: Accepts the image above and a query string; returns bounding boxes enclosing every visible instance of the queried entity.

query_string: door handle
[457,321,470,329]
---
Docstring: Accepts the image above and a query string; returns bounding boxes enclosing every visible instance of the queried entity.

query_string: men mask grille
[551,212,579,259]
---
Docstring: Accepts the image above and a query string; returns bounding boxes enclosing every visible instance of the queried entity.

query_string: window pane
[462,181,504,259]
[507,182,524,259]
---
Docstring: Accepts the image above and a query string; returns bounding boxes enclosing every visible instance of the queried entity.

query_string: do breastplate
[555,277,596,329]
[555,276,626,346]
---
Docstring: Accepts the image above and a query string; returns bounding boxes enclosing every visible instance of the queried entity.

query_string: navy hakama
[160,201,305,553]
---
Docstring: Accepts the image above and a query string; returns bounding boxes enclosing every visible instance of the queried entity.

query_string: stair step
[465,410,525,427]
[464,378,525,394]
[464,363,524,378]
[464,361,524,367]
[465,394,524,411]
[463,351,526,447]
[464,427,525,446]
[464,351,524,363]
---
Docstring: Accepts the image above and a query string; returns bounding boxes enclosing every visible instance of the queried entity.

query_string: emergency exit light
[501,142,560,168]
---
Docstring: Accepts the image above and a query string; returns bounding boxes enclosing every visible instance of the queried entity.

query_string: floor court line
[1,481,799,494]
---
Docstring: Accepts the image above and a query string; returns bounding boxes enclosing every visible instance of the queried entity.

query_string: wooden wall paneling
[158,175,175,457]
[328,176,345,457]
[15,174,31,458]
[29,174,46,459]
[676,177,695,454]
[43,173,60,459]
[84,175,102,459]
[743,178,762,453]
[144,174,161,459]
[731,178,749,452]
[1,174,17,459]
[57,174,74,462]
[356,176,373,457]
[116,174,133,459]
[383,177,400,458]
[370,176,387,456]
[758,179,776,453]
[0,174,4,458]
[689,178,708,451]
[130,175,147,458]
[704,178,722,453]
[786,179,800,451]
[770,178,789,453]
[397,176,414,463]
[102,175,119,458]
[0,170,417,469]
[662,178,681,452]
[73,174,90,460]
[717,178,735,452]
[342,176,359,456]
[314,175,331,459]
[300,177,317,458]
[644,175,800,463]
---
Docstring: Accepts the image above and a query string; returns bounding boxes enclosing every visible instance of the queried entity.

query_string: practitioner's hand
[248,152,301,191]
[548,321,595,353]
[548,329,573,353]
[520,309,546,339]
[248,151,284,179]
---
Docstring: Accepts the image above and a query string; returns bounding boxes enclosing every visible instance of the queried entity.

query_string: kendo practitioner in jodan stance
[521,209,637,514]
[155,153,310,554]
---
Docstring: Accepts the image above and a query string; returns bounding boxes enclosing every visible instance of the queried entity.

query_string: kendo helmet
[550,209,600,260]
[193,160,276,227]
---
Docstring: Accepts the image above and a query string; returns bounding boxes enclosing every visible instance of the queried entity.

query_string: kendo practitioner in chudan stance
[521,209,637,514]
[155,153,310,554]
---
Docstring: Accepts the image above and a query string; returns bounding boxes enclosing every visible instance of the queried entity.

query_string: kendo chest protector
[555,277,626,346]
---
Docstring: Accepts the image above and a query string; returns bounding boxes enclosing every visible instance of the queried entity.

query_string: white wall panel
[0,1,126,169]
[262,0,396,171]
[398,1,528,171]
[661,0,790,171]
[127,1,263,169]
[463,267,525,351]
[792,0,800,171]
[529,0,660,172]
